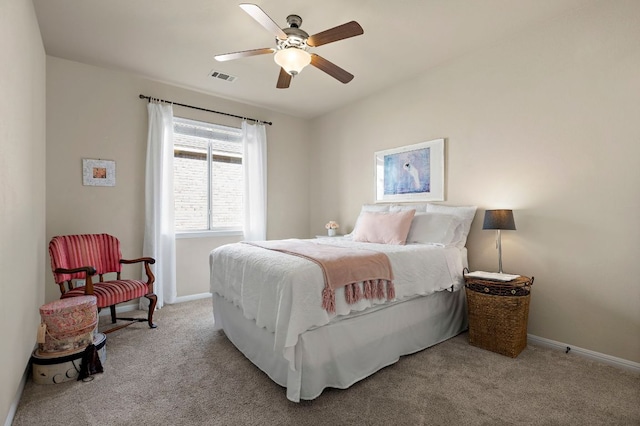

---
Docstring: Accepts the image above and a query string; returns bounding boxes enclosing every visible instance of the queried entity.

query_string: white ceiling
[33,0,593,119]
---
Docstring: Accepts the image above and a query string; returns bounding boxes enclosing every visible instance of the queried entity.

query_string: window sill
[176,230,243,239]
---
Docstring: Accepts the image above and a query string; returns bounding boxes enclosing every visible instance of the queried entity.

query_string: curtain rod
[138,94,272,126]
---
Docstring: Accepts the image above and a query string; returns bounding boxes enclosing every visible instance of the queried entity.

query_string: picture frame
[82,159,116,187]
[374,139,445,203]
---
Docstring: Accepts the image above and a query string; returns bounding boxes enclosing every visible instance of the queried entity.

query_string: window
[173,117,243,234]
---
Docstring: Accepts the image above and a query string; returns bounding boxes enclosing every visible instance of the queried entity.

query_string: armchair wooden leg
[145,293,158,329]
[110,305,117,324]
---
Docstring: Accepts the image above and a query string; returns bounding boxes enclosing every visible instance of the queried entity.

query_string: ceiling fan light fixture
[217,5,363,88]
[274,48,311,76]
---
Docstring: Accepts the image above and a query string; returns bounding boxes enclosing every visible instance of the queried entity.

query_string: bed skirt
[212,289,468,402]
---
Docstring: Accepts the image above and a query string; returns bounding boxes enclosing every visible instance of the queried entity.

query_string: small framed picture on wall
[82,158,116,187]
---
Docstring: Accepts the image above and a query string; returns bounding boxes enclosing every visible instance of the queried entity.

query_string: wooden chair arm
[120,257,156,265]
[54,266,97,276]
[54,267,95,295]
[119,257,156,293]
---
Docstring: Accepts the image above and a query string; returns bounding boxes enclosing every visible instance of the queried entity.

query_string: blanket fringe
[363,280,373,299]
[329,280,395,313]
[345,283,355,304]
[322,287,336,313]
[353,282,362,302]
[376,280,386,300]
[344,280,394,303]
[386,281,396,300]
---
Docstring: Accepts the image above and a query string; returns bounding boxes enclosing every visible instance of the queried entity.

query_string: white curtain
[242,120,267,241]
[142,101,176,309]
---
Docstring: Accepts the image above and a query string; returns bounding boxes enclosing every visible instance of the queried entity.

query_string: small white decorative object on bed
[210,204,473,401]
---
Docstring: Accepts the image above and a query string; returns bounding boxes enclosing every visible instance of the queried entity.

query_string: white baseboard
[5,363,29,426]
[174,292,212,304]
[528,334,640,373]
[96,293,212,317]
[97,302,138,316]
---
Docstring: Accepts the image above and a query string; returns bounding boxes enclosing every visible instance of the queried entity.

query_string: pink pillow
[352,210,416,245]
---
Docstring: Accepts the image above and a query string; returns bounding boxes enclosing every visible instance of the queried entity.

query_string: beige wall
[0,0,46,423]
[4,3,638,422]
[310,0,640,363]
[45,57,311,303]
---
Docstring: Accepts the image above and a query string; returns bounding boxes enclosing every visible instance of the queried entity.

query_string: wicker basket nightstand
[464,272,534,358]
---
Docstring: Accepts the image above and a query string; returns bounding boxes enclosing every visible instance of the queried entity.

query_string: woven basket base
[466,288,530,358]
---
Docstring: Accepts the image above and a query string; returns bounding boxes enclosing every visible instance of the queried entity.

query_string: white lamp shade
[274,48,311,75]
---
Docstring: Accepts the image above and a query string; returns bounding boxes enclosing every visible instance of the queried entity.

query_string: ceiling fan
[214,3,364,89]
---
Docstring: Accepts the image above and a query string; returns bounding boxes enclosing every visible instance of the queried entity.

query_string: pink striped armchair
[49,234,157,332]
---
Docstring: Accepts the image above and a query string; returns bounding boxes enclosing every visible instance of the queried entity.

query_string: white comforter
[209,238,465,369]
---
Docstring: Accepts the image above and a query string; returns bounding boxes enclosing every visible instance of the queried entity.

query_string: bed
[209,203,476,402]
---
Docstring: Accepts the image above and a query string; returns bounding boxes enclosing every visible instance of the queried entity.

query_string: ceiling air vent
[210,70,237,82]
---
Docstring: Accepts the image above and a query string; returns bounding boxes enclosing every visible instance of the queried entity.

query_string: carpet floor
[12,298,640,425]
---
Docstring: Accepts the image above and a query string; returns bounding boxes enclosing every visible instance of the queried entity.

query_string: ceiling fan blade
[239,3,288,40]
[276,68,292,89]
[310,54,354,84]
[215,48,275,62]
[307,21,364,47]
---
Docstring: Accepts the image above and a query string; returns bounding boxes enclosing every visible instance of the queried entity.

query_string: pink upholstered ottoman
[38,296,98,355]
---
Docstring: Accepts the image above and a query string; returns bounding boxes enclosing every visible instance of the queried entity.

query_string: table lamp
[483,209,516,274]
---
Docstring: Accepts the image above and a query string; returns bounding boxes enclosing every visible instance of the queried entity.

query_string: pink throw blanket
[244,240,394,313]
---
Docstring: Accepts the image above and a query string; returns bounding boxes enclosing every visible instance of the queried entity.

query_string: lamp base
[497,229,504,274]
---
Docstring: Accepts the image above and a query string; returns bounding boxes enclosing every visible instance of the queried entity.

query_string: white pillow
[361,204,390,212]
[425,203,477,247]
[406,212,465,246]
[389,204,428,213]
